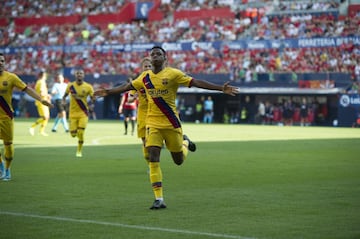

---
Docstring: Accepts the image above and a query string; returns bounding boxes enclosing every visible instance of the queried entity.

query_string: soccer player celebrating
[134,57,152,164]
[0,53,53,181]
[95,46,239,209]
[29,69,51,136]
[62,68,95,158]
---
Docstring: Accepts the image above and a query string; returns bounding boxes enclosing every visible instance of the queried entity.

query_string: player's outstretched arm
[94,82,134,97]
[191,79,239,96]
[24,87,53,107]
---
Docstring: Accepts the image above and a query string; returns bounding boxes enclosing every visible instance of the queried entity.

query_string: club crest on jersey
[162,79,168,85]
[2,81,8,86]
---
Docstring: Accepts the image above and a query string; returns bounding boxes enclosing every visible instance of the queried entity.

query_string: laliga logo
[340,95,350,107]
[340,94,360,107]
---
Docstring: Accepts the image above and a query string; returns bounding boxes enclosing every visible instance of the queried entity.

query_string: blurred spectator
[256,101,266,124]
[346,81,359,94]
[282,99,294,126]
[300,97,309,126]
[203,96,214,123]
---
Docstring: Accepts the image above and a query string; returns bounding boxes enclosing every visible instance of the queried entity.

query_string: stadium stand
[0,0,358,90]
[1,0,359,125]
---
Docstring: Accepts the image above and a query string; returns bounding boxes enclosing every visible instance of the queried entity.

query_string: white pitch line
[0,211,256,239]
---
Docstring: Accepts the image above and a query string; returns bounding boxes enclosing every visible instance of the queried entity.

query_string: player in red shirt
[118,88,138,135]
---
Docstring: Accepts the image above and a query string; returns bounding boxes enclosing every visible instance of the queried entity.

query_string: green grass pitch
[0,119,359,239]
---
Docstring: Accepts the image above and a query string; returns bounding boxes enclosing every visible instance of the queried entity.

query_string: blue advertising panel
[134,2,153,20]
[338,94,360,127]
[1,36,359,54]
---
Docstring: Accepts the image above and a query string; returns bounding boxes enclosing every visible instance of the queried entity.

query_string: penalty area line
[0,211,256,239]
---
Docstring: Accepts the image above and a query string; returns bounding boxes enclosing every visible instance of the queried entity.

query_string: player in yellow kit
[29,69,51,136]
[95,46,239,209]
[63,68,95,158]
[135,57,152,164]
[0,53,53,181]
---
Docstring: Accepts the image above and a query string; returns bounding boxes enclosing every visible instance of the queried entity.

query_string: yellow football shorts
[146,127,183,152]
[35,101,50,118]
[0,118,14,141]
[69,117,88,131]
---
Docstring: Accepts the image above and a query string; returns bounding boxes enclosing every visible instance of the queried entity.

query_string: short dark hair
[141,57,151,64]
[74,66,84,72]
[151,46,166,55]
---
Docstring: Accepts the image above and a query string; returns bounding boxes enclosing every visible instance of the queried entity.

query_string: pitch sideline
[0,211,256,239]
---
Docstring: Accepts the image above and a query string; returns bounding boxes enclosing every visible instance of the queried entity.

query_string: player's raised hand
[222,81,240,96]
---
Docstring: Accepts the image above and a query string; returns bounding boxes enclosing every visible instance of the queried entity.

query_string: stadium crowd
[1,0,126,18]
[273,1,339,12]
[0,0,359,81]
[3,41,359,82]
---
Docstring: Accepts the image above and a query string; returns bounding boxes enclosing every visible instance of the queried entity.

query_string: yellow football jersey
[35,78,48,100]
[132,67,193,129]
[0,71,27,119]
[136,87,147,123]
[66,81,94,118]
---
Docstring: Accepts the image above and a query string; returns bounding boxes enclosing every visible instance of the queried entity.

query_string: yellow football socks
[77,129,84,152]
[39,120,48,133]
[182,140,189,161]
[31,118,44,128]
[4,144,13,169]
[4,144,13,159]
[77,143,83,154]
[149,162,163,199]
